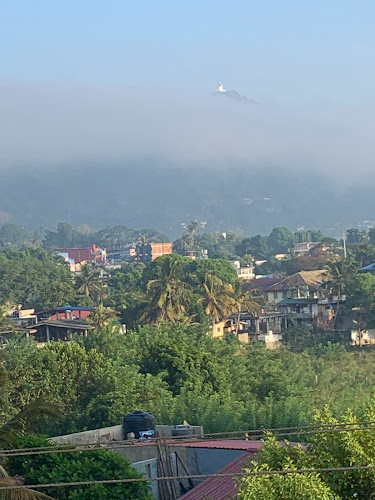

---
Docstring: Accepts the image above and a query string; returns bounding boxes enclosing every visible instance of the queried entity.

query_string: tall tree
[232,281,260,334]
[324,259,356,328]
[0,369,58,499]
[75,263,104,304]
[199,273,235,325]
[268,227,295,254]
[88,303,118,329]
[142,257,192,323]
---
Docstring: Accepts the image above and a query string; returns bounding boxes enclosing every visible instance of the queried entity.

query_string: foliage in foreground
[7,435,153,500]
[239,399,375,499]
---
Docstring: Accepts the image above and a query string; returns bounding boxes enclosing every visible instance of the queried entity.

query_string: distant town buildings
[135,242,173,262]
[58,244,106,269]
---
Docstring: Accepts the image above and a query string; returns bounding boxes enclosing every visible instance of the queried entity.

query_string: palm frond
[0,468,55,500]
[0,401,61,449]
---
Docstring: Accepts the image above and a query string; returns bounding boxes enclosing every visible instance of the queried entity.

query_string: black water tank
[122,410,156,440]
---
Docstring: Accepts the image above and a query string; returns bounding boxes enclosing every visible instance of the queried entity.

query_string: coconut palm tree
[199,273,236,325]
[172,235,192,256]
[324,258,356,329]
[88,303,118,329]
[232,281,260,334]
[0,382,57,499]
[75,263,105,303]
[142,258,192,324]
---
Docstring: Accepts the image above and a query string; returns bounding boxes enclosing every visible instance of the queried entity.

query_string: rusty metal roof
[176,440,263,451]
[179,451,252,500]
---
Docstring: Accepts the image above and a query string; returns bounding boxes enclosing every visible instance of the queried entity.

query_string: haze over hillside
[1,80,375,237]
[0,163,373,238]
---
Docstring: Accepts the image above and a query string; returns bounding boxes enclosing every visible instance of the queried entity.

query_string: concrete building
[230,260,255,280]
[264,270,328,305]
[58,244,106,266]
[50,424,262,500]
[136,243,173,262]
[294,241,321,255]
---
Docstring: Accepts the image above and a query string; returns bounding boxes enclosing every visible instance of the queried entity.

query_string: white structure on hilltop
[217,81,226,93]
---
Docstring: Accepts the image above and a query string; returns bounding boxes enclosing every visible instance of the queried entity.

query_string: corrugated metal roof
[180,451,252,500]
[176,440,263,451]
[266,270,327,292]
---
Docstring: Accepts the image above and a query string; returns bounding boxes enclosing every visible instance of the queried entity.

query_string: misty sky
[1,1,375,178]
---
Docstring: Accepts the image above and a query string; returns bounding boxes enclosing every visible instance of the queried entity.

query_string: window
[273,292,278,300]
[282,291,287,298]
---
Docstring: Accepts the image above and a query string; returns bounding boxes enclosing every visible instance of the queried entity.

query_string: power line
[2,421,375,457]
[2,464,375,491]
[3,418,375,456]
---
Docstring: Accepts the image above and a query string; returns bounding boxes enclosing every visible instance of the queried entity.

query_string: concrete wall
[132,457,160,499]
[51,424,203,446]
[50,425,123,445]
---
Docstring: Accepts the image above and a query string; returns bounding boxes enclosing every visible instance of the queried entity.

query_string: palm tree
[142,258,192,324]
[199,273,236,325]
[324,259,356,329]
[0,383,57,499]
[88,303,118,329]
[137,234,149,245]
[75,263,105,303]
[172,235,192,256]
[232,281,260,335]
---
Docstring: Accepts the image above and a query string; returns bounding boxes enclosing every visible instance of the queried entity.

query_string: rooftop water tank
[122,410,156,440]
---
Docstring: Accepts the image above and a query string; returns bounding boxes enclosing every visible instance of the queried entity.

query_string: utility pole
[343,232,347,259]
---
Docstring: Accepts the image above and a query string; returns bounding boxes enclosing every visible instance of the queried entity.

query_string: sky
[1,1,375,177]
[1,0,375,103]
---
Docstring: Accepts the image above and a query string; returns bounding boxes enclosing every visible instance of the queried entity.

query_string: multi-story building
[136,243,173,262]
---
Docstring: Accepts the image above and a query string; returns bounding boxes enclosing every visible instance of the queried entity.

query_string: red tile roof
[176,439,263,452]
[180,451,252,500]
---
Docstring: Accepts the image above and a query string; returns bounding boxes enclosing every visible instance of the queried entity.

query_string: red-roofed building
[57,244,106,265]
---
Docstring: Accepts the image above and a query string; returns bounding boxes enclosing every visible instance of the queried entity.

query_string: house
[24,306,96,344]
[9,306,37,327]
[230,260,255,280]
[51,422,203,500]
[228,311,287,348]
[57,244,106,266]
[35,306,94,322]
[264,270,328,305]
[213,312,287,349]
[27,318,93,343]
[278,297,319,327]
[136,243,173,262]
[107,245,136,264]
[294,241,321,255]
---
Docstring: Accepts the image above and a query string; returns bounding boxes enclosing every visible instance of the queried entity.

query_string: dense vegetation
[2,325,375,438]
[238,401,375,499]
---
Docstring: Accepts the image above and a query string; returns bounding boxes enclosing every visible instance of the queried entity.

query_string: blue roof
[359,263,375,271]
